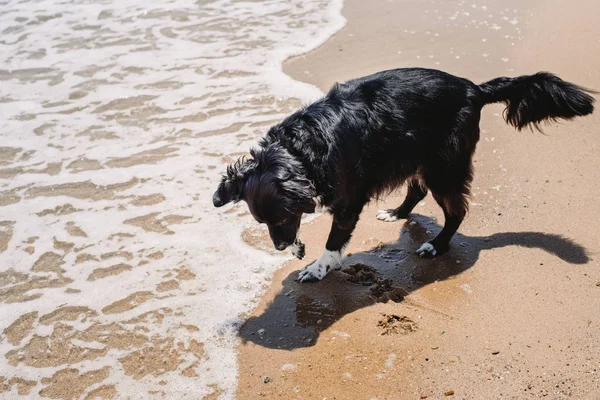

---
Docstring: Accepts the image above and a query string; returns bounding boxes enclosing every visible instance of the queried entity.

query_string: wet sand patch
[88,263,133,281]
[146,251,164,260]
[53,237,75,253]
[135,79,190,90]
[157,279,179,292]
[175,267,196,281]
[0,377,8,393]
[75,253,98,264]
[26,178,139,201]
[39,306,98,325]
[36,162,62,176]
[0,167,23,179]
[73,64,112,78]
[0,221,15,253]
[66,158,103,173]
[8,377,37,396]
[43,100,70,109]
[75,126,119,141]
[3,311,187,376]
[39,367,110,400]
[181,324,200,333]
[32,252,65,273]
[3,311,38,345]
[0,273,72,303]
[241,225,278,255]
[0,269,29,287]
[107,232,135,241]
[0,191,20,207]
[6,324,106,368]
[0,377,37,396]
[37,204,82,216]
[68,90,88,100]
[65,222,87,237]
[100,250,133,261]
[124,308,173,325]
[105,145,178,168]
[181,362,200,378]
[123,213,191,235]
[119,338,184,379]
[0,146,22,165]
[83,384,116,400]
[93,95,157,113]
[178,94,210,105]
[102,291,154,314]
[130,193,166,206]
[195,122,247,137]
[203,384,224,400]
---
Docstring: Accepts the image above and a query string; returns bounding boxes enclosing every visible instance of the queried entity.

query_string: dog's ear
[212,179,238,207]
[212,156,256,207]
[278,175,317,214]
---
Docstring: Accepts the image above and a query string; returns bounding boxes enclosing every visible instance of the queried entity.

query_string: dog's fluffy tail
[479,72,595,130]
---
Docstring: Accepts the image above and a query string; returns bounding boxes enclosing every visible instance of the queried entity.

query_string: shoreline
[238,0,600,398]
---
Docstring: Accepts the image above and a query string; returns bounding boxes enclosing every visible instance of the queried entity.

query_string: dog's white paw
[416,242,437,258]
[297,262,328,282]
[297,249,342,283]
[376,209,399,222]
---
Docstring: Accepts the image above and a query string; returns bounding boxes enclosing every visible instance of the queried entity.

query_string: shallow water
[0,0,344,398]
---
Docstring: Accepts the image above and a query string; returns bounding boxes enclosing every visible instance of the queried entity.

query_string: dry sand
[238,0,600,398]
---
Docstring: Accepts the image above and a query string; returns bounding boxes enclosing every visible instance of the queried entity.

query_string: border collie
[213,68,595,282]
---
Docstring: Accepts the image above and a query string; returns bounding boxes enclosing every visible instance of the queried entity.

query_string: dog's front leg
[297,210,360,283]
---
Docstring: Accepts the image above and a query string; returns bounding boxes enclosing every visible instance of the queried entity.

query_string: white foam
[0,0,345,398]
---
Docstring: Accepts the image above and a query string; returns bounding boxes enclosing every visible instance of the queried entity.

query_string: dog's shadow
[239,214,589,350]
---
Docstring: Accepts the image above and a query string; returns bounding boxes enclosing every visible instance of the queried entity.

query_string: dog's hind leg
[298,203,364,282]
[377,177,428,222]
[417,162,473,258]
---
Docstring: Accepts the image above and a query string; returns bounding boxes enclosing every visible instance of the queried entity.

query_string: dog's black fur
[213,68,595,281]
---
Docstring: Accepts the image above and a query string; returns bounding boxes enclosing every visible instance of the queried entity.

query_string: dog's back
[287,68,485,201]
[281,67,594,202]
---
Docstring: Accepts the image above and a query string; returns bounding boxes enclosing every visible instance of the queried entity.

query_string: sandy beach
[1,0,598,398]
[238,0,600,399]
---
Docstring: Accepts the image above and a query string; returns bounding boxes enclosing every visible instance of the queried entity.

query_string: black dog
[213,68,594,282]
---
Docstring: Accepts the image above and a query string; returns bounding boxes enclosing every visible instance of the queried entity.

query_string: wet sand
[238,0,600,398]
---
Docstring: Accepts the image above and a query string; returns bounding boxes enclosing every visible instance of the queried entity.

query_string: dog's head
[213,145,316,251]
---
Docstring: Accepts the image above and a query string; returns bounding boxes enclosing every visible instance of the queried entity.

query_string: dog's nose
[274,242,289,251]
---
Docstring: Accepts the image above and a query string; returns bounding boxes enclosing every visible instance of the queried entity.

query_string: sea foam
[0,0,345,398]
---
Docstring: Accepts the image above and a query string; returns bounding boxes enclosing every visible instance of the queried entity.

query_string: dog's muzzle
[274,242,289,251]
